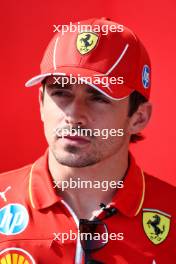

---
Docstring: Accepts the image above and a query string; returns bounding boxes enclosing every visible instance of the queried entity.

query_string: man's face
[39,76,131,167]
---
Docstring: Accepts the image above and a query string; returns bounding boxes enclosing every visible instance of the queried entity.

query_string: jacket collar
[111,154,145,217]
[28,149,145,217]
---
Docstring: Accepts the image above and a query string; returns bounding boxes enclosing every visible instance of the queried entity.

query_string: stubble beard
[51,142,101,168]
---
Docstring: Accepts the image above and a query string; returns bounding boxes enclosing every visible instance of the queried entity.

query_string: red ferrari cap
[25,17,151,100]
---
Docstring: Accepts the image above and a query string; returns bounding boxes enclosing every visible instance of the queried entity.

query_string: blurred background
[0,0,175,185]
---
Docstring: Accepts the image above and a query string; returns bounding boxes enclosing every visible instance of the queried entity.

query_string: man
[0,17,175,264]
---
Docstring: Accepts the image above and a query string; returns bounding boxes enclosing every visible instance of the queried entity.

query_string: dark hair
[41,80,147,143]
[128,91,148,143]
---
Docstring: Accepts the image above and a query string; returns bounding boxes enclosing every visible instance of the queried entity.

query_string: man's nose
[64,98,88,127]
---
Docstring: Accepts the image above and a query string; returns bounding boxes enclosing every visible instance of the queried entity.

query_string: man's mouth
[59,135,91,144]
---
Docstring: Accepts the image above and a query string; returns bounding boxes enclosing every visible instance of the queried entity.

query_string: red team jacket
[0,150,175,264]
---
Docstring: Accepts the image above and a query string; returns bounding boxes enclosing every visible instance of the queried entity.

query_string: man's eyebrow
[85,87,106,96]
[46,83,72,89]
[45,83,109,98]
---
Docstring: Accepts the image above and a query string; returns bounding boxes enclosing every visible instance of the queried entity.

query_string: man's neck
[48,148,128,219]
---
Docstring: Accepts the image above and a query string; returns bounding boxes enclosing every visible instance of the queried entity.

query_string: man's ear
[39,86,44,122]
[128,102,152,135]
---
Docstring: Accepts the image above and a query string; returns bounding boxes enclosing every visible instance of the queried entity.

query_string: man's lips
[59,135,91,144]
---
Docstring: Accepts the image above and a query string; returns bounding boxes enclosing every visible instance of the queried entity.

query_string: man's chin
[51,141,100,167]
[55,158,98,168]
[53,151,99,168]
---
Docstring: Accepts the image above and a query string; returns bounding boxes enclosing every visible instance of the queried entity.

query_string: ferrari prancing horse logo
[76,32,99,55]
[143,209,171,245]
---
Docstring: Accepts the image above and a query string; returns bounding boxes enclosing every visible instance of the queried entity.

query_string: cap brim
[25,67,133,101]
[25,72,67,87]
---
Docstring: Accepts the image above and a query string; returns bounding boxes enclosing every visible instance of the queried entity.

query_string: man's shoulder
[145,172,176,193]
[0,164,33,207]
[0,164,32,191]
[143,172,176,214]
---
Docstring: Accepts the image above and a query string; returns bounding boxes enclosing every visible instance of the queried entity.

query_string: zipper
[60,200,156,264]
[60,200,111,264]
[61,199,83,264]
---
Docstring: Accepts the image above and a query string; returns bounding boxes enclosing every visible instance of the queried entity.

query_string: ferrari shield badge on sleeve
[142,208,171,245]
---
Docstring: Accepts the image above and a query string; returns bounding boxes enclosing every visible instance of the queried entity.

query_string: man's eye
[51,91,72,97]
[90,95,110,103]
